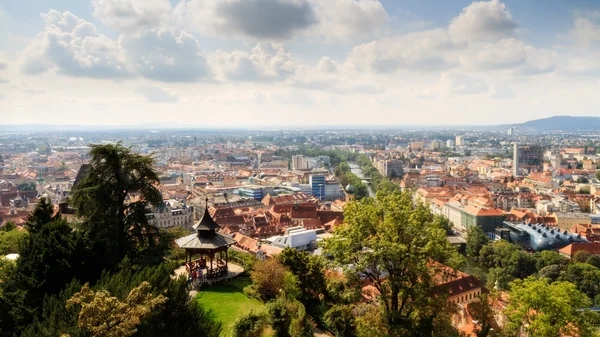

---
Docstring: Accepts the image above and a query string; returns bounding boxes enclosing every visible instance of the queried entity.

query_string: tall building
[513,143,544,176]
[431,139,441,150]
[309,172,326,201]
[292,155,306,170]
[455,136,464,146]
[377,160,404,178]
[553,152,562,169]
[513,143,519,177]
[410,141,424,151]
[507,127,516,136]
[446,140,454,148]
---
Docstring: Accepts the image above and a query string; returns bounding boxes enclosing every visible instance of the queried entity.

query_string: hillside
[514,116,600,131]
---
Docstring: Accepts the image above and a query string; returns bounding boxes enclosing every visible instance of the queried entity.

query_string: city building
[376,159,404,178]
[410,141,424,151]
[268,226,318,251]
[499,222,588,251]
[446,140,454,148]
[309,171,327,201]
[455,136,464,146]
[147,200,194,229]
[238,186,264,200]
[431,139,441,150]
[513,143,544,176]
[549,212,591,231]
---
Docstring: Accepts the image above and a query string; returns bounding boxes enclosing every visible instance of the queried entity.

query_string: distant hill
[513,116,600,132]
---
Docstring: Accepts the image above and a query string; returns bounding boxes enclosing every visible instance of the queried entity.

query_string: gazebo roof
[175,231,236,250]
[193,202,220,232]
[176,198,236,250]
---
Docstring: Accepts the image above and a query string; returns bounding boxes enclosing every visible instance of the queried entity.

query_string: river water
[348,162,376,197]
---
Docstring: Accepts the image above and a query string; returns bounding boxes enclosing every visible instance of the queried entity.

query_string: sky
[0,0,600,127]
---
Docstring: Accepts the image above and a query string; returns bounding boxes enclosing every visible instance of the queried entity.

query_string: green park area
[194,276,266,337]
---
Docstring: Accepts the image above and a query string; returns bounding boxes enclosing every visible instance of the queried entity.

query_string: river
[348,162,376,197]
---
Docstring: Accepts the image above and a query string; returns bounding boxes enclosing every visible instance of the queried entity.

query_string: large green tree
[277,248,326,306]
[71,143,162,269]
[504,277,599,337]
[0,217,92,335]
[465,225,488,259]
[559,262,600,300]
[323,191,458,336]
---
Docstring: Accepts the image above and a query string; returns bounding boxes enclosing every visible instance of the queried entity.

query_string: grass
[194,275,266,337]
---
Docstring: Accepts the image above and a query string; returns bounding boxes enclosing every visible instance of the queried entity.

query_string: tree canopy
[323,191,458,335]
[504,277,599,337]
[71,143,163,270]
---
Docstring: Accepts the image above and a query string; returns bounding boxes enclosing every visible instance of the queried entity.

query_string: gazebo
[175,200,237,279]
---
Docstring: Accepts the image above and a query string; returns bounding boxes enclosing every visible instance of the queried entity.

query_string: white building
[268,226,317,251]
[147,200,194,229]
[455,136,464,146]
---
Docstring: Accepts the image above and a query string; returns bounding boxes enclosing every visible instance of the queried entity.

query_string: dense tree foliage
[323,304,357,337]
[323,191,459,336]
[478,241,537,288]
[277,248,326,306]
[71,143,163,270]
[0,216,93,334]
[247,258,299,301]
[466,225,488,259]
[504,277,599,337]
[0,224,27,255]
[66,281,167,337]
[232,311,267,337]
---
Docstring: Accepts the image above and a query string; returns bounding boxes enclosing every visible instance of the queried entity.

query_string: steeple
[193,197,220,235]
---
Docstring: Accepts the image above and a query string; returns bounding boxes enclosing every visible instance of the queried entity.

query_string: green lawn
[194,275,265,337]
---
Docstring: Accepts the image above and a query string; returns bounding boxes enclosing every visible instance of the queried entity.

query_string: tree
[25,197,59,233]
[71,143,163,269]
[573,250,592,263]
[0,218,92,334]
[248,258,299,301]
[586,255,600,269]
[0,225,27,255]
[503,277,599,337]
[466,225,489,259]
[535,250,567,271]
[232,311,267,337]
[323,304,357,337]
[277,248,326,305]
[323,191,458,335]
[266,296,313,337]
[1,221,17,232]
[560,262,600,300]
[538,264,564,283]
[66,281,167,337]
[432,215,452,234]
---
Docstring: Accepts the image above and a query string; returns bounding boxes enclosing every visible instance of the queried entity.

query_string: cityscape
[2,0,600,337]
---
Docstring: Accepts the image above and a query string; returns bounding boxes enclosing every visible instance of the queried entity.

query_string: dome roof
[345,184,355,193]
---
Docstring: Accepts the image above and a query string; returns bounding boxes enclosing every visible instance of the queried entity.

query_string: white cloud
[175,0,387,42]
[135,84,179,102]
[214,42,297,81]
[20,10,212,82]
[21,10,129,78]
[415,72,514,99]
[310,0,388,41]
[175,0,317,41]
[569,11,600,48]
[120,28,212,82]
[292,62,384,94]
[448,0,517,41]
[346,29,462,73]
[92,0,171,33]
